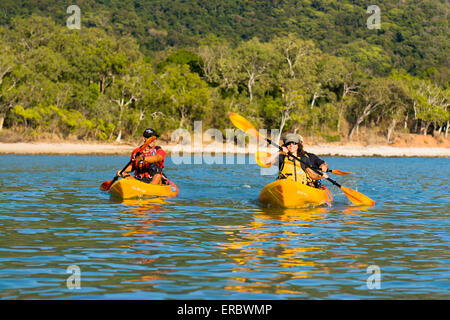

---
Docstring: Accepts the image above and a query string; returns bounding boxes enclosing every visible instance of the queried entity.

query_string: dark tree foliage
[0,0,447,77]
[0,1,448,141]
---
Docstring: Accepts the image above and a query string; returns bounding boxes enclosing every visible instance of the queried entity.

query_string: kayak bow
[258,179,333,208]
[109,178,179,199]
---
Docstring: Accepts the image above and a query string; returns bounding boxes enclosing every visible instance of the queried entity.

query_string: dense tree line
[1,0,448,80]
[0,10,448,142]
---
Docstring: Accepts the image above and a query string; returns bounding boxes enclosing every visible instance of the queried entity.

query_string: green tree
[235,38,275,102]
[337,40,393,76]
[348,78,389,140]
[0,45,20,130]
[158,49,203,76]
[155,64,214,129]
[316,55,364,132]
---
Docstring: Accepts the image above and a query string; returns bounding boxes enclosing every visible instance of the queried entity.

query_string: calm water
[0,155,448,299]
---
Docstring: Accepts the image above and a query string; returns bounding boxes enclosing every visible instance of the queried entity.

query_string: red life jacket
[131,146,165,179]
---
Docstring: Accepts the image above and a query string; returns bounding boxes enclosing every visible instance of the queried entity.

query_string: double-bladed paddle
[100,136,156,191]
[255,151,355,175]
[230,112,375,206]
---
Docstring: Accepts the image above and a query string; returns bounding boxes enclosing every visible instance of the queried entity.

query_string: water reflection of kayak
[109,178,179,199]
[258,179,332,208]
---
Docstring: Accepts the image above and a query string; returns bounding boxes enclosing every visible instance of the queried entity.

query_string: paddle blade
[340,186,375,206]
[140,135,157,152]
[229,112,262,139]
[255,151,272,167]
[100,179,114,191]
[329,169,356,175]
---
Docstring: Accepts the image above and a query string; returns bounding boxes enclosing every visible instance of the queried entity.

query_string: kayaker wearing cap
[116,128,166,185]
[265,133,328,187]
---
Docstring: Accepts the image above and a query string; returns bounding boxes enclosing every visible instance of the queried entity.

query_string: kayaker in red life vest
[116,128,166,185]
[265,133,328,187]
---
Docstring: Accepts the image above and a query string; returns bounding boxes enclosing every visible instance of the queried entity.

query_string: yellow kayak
[109,178,179,199]
[258,179,332,208]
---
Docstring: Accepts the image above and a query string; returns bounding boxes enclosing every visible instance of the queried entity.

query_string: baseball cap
[143,128,159,138]
[283,133,303,145]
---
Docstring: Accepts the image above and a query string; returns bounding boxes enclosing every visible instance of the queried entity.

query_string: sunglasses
[285,141,298,146]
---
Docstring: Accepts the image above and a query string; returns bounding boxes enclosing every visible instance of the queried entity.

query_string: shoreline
[0,142,449,157]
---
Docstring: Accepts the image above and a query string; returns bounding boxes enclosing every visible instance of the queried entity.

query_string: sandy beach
[0,142,449,157]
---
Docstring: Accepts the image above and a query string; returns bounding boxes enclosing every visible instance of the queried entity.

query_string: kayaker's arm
[319,162,328,173]
[116,163,133,177]
[305,162,329,180]
[137,154,163,164]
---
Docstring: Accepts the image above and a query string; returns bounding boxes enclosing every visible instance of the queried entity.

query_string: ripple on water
[0,155,448,299]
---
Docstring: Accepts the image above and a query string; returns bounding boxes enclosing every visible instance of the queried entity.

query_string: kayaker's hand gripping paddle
[100,136,156,191]
[230,112,375,206]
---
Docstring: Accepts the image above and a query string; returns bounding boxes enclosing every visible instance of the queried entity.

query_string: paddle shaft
[102,136,156,190]
[110,158,134,186]
[264,137,343,188]
[114,142,152,178]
